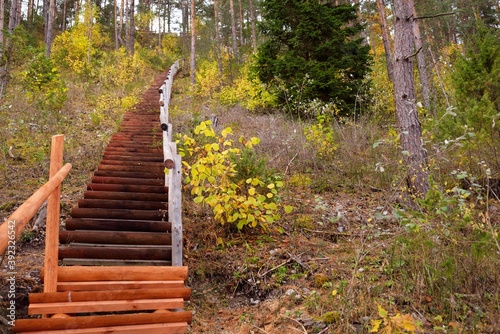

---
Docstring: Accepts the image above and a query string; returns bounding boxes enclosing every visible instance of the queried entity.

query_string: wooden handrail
[159,62,183,266]
[0,163,72,254]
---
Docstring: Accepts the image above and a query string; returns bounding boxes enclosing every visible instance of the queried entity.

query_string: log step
[60,230,171,245]
[13,312,192,332]
[86,183,167,193]
[70,207,165,220]
[91,176,164,186]
[65,218,171,232]
[83,191,166,202]
[59,245,171,261]
[97,164,165,173]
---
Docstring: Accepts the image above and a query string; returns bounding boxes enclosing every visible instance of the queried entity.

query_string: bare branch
[415,12,456,20]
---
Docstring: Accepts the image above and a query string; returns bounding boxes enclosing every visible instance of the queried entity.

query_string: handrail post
[44,134,64,293]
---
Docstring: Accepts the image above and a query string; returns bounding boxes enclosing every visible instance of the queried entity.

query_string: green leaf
[284,205,293,213]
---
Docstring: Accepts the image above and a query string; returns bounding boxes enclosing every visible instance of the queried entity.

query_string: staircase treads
[59,245,171,261]
[97,164,165,173]
[60,230,171,245]
[93,170,164,179]
[77,199,167,211]
[86,183,167,193]
[71,207,166,221]
[83,191,166,202]
[91,176,164,186]
[98,155,164,162]
[104,147,163,155]
[65,218,171,232]
[99,160,163,167]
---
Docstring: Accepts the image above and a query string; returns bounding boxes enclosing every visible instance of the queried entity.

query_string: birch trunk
[393,0,429,196]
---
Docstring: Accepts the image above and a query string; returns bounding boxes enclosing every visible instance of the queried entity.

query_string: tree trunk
[190,0,196,85]
[393,0,429,197]
[411,2,431,111]
[0,0,4,48]
[128,0,135,55]
[8,0,19,34]
[62,0,67,31]
[376,0,394,82]
[114,0,118,50]
[45,0,56,57]
[238,0,244,46]
[214,0,223,76]
[248,0,257,52]
[27,0,34,23]
[229,0,238,58]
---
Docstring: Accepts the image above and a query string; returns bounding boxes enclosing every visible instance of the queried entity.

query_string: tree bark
[376,0,394,82]
[8,0,19,34]
[411,1,431,111]
[0,0,5,48]
[214,0,223,76]
[62,0,67,31]
[229,0,238,58]
[190,0,196,85]
[45,0,56,57]
[114,0,119,50]
[128,0,135,55]
[238,0,244,45]
[393,0,429,197]
[248,0,257,52]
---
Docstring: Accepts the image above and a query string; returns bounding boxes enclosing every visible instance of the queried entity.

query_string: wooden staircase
[11,64,191,333]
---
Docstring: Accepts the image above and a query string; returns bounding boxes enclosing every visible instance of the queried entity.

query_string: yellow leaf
[248,187,256,196]
[377,304,388,318]
[370,319,383,333]
[331,289,337,296]
[391,313,417,332]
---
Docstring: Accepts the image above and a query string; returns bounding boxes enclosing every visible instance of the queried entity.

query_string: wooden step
[86,183,167,193]
[59,245,171,261]
[60,230,171,245]
[70,207,166,220]
[65,218,171,232]
[83,191,166,202]
[90,176,164,186]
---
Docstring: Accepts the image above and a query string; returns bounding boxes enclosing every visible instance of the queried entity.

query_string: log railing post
[44,134,64,293]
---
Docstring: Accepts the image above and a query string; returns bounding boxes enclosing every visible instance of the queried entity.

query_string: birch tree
[393,0,429,196]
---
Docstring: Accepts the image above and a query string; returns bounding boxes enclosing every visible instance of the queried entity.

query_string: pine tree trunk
[114,0,119,50]
[190,0,196,85]
[248,0,257,52]
[393,0,429,197]
[128,0,135,55]
[62,0,67,31]
[376,0,394,82]
[9,0,19,34]
[0,0,4,48]
[45,0,55,57]
[214,0,223,76]
[411,1,431,111]
[229,0,238,58]
[238,0,244,45]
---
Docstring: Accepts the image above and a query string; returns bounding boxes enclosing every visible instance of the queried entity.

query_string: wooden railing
[158,61,183,266]
[0,135,72,293]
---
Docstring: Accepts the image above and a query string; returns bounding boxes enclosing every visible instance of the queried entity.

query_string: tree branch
[415,12,456,20]
[404,46,423,60]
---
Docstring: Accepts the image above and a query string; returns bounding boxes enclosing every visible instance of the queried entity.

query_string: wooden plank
[41,266,188,282]
[45,134,64,294]
[0,163,72,254]
[59,230,171,245]
[64,218,171,232]
[92,170,163,179]
[15,322,188,334]
[170,154,183,266]
[90,176,164,186]
[70,208,165,220]
[13,312,192,332]
[77,199,167,210]
[86,183,167,193]
[100,160,163,167]
[29,288,191,303]
[56,280,184,292]
[97,164,165,173]
[61,259,171,266]
[83,191,166,202]
[58,245,171,261]
[97,155,163,162]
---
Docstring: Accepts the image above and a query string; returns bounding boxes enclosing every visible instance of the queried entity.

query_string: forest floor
[1,74,499,334]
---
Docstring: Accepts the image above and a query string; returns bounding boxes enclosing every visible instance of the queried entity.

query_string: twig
[415,11,456,20]
[285,316,308,334]
[285,250,309,270]
[318,326,331,334]
[404,46,423,60]
[284,152,298,175]
[259,259,291,278]
[252,325,271,334]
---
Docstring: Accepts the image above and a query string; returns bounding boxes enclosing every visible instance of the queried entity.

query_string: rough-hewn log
[59,230,171,245]
[77,199,166,210]
[83,191,166,202]
[86,183,167,193]
[70,207,166,221]
[13,312,192,332]
[91,176,164,186]
[58,245,171,261]
[64,218,171,232]
[92,170,164,179]
[97,164,165,173]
